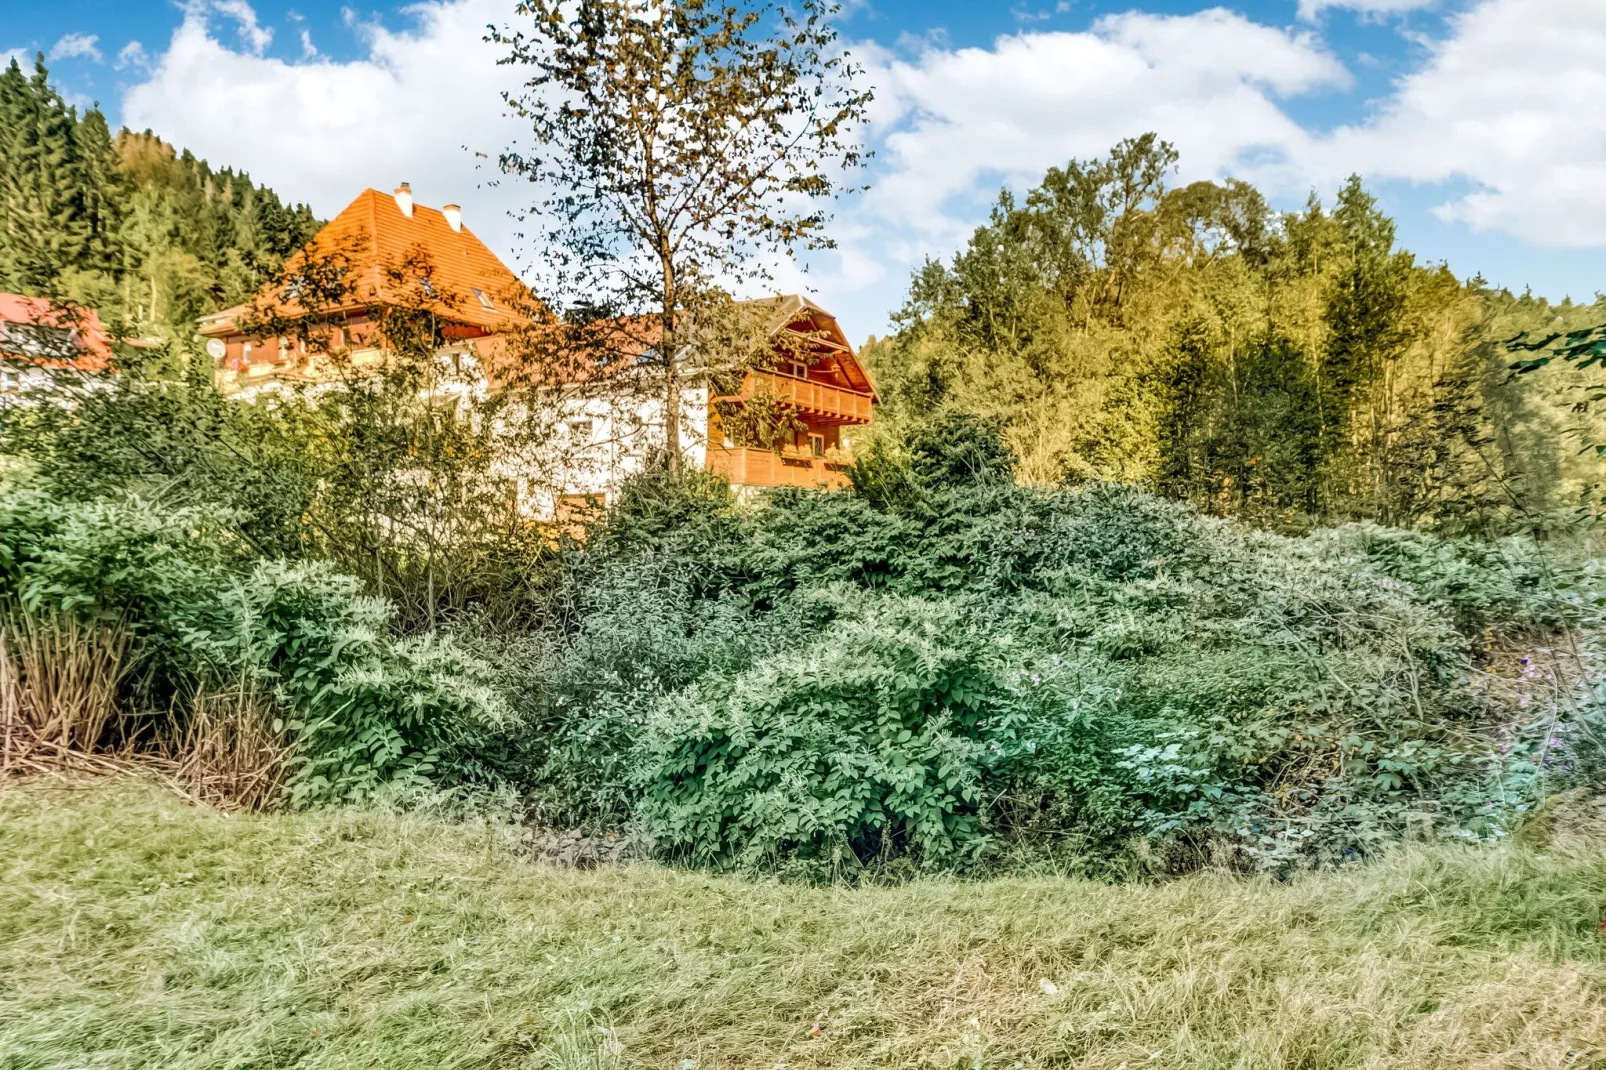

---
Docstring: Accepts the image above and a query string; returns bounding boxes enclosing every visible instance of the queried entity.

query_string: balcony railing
[718,368,873,424]
[706,445,853,489]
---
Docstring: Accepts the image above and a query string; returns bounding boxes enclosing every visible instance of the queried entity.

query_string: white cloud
[116,41,150,72]
[299,29,318,59]
[856,9,1348,246]
[1297,0,1437,20]
[185,0,275,56]
[49,33,102,64]
[1317,0,1606,247]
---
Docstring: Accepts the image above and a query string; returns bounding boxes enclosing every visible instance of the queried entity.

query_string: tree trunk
[660,256,680,477]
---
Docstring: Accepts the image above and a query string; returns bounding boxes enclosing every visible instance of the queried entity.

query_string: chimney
[393,182,414,219]
[442,204,462,232]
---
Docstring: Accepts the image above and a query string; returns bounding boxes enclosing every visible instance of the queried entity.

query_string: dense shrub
[0,475,505,804]
[517,464,1577,876]
[496,556,775,827]
[1309,523,1567,636]
[178,562,507,805]
[635,596,1016,869]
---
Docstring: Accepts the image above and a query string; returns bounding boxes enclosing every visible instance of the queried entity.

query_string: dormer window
[472,288,495,311]
[420,278,438,298]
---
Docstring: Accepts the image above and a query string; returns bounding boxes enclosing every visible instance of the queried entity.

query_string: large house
[197,183,877,512]
[196,183,526,394]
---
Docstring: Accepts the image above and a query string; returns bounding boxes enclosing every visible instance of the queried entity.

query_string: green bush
[500,556,773,827]
[0,475,505,805]
[528,466,1573,875]
[1309,523,1567,636]
[635,596,1017,870]
[178,561,508,805]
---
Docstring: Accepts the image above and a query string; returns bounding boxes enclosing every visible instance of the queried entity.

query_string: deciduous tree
[493,0,871,473]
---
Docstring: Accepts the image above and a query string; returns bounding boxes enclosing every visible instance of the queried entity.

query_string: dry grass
[0,608,129,769]
[160,683,292,812]
[1,606,289,811]
[2,780,1605,1068]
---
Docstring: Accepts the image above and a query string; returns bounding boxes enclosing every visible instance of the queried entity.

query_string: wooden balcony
[719,368,873,425]
[707,445,853,489]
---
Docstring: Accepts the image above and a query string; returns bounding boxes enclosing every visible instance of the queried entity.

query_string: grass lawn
[2,780,1605,1069]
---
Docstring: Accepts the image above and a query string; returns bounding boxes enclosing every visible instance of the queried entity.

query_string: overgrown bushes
[637,595,1013,871]
[0,474,506,806]
[2,426,1593,877]
[496,452,1585,876]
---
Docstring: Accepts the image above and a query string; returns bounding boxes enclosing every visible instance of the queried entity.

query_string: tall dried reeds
[0,607,130,771]
[0,604,293,809]
[162,682,291,811]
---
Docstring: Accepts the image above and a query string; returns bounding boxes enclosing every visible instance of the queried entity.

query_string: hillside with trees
[0,55,319,338]
[862,135,1606,535]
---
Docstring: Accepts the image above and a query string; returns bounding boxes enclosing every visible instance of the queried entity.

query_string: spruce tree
[0,59,30,288]
[0,56,91,294]
[1319,175,1411,519]
[74,107,124,273]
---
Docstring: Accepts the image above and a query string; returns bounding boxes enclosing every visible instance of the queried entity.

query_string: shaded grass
[2,780,1604,1068]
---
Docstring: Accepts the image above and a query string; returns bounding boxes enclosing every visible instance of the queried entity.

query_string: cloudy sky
[6,0,1605,342]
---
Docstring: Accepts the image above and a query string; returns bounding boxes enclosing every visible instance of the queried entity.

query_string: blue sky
[6,0,1605,342]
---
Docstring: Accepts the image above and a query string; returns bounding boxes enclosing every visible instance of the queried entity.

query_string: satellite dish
[205,338,226,359]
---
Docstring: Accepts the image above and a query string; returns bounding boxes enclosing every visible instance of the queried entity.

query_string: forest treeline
[861,135,1606,536]
[0,56,319,337]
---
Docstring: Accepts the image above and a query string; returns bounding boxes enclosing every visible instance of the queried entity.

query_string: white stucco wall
[500,385,710,519]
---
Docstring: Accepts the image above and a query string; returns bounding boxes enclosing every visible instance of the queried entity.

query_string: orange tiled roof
[0,293,114,370]
[200,187,534,336]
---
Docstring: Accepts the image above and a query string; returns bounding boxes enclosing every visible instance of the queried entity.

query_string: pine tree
[0,56,91,294]
[73,106,124,274]
[1319,175,1411,519]
[0,59,29,286]
[0,59,319,331]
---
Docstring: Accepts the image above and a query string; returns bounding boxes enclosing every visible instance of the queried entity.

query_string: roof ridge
[200,184,538,335]
[366,188,383,305]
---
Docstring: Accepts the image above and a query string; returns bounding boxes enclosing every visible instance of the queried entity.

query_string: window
[472,288,495,311]
[784,361,807,378]
[0,322,77,361]
[568,419,593,443]
[242,342,253,363]
[419,277,438,298]
[809,433,825,458]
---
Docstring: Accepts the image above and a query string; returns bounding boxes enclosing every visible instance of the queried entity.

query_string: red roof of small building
[0,293,114,370]
[199,187,535,337]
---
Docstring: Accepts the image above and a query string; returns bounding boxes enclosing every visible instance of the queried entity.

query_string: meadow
[3,780,1604,1069]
